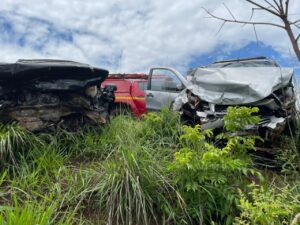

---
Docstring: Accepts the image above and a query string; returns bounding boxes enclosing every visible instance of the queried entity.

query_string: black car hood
[0,59,108,92]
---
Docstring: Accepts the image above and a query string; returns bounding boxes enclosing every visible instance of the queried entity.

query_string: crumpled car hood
[187,67,294,105]
[0,59,108,92]
[173,62,296,147]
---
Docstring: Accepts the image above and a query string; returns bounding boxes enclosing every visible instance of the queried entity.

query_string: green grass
[0,124,36,165]
[0,198,79,225]
[0,108,299,224]
[91,146,183,225]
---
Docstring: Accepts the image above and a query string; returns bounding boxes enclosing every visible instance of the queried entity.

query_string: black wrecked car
[0,59,115,132]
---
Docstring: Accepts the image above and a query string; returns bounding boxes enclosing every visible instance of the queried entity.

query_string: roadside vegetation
[0,108,299,224]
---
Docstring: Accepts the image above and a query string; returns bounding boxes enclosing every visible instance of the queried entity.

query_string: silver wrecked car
[173,57,297,144]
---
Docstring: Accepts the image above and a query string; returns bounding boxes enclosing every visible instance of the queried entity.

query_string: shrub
[169,107,263,224]
[275,136,300,175]
[223,107,260,132]
[234,184,300,225]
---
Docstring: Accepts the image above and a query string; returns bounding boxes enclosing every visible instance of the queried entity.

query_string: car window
[150,69,182,92]
[138,81,147,90]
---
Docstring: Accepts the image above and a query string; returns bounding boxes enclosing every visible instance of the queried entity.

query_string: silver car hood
[186,67,294,105]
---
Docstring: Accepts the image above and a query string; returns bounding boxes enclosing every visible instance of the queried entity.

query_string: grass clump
[83,111,185,224]
[0,124,36,164]
[0,198,79,225]
[93,147,183,225]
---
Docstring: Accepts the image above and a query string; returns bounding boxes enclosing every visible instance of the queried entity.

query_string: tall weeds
[87,113,185,224]
[0,124,34,164]
[0,197,79,225]
[0,108,299,224]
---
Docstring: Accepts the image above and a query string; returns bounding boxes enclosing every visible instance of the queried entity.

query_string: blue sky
[188,41,300,76]
[0,0,299,75]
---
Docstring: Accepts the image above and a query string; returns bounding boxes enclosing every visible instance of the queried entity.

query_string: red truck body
[102,74,148,117]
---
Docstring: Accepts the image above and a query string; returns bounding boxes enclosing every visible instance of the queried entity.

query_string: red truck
[102,74,148,117]
[102,68,188,117]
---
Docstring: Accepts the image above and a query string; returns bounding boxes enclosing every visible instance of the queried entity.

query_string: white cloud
[0,0,299,73]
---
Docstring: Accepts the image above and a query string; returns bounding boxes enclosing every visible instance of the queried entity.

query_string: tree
[203,0,300,61]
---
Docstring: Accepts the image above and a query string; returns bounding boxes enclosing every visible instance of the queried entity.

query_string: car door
[146,68,184,111]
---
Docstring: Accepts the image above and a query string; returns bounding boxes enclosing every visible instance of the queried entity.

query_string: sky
[0,0,300,75]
